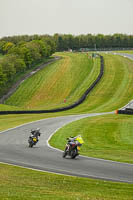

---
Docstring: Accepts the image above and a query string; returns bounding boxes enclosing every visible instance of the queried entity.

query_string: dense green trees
[1,33,133,52]
[0,64,6,85]
[0,35,56,97]
[53,33,133,51]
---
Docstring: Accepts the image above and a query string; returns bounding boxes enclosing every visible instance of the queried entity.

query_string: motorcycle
[62,135,84,159]
[28,136,38,148]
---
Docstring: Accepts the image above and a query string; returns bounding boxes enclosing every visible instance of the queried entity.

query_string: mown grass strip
[0,162,133,200]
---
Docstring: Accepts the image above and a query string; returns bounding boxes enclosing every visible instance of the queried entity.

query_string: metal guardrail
[116,100,133,115]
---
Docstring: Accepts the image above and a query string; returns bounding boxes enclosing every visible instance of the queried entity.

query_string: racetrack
[1,53,133,184]
[1,111,133,183]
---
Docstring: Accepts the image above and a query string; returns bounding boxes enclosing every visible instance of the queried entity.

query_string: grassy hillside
[0,56,54,100]
[67,53,133,114]
[5,52,96,110]
[1,53,133,114]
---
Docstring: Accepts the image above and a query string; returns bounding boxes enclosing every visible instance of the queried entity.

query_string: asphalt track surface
[113,52,133,60]
[0,112,133,183]
[1,53,133,183]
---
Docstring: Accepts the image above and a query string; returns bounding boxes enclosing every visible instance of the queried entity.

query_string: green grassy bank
[1,53,133,114]
[5,52,96,110]
[0,163,133,200]
[69,53,133,113]
[0,56,54,99]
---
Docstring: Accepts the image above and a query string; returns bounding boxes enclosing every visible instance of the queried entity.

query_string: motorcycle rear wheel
[71,149,78,159]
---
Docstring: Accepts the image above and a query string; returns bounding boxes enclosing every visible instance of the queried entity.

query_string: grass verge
[50,114,133,164]
[0,162,133,200]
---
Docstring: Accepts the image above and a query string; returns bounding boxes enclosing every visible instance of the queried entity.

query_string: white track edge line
[0,161,132,183]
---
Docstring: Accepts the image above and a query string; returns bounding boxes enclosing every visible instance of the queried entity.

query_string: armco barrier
[117,108,133,115]
[0,56,104,115]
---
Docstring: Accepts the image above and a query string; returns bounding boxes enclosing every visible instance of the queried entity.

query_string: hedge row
[0,56,104,115]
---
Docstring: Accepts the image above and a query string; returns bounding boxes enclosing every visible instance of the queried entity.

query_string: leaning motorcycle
[28,136,38,148]
[62,135,84,159]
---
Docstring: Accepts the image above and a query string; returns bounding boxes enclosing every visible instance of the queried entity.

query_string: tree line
[53,33,133,51]
[1,33,133,52]
[0,33,133,97]
[0,35,56,97]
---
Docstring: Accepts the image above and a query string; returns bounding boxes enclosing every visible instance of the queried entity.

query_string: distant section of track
[1,111,133,183]
[112,52,133,60]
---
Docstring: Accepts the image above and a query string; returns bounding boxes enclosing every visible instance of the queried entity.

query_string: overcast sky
[0,0,133,38]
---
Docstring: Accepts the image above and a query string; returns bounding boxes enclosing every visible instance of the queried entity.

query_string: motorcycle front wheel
[62,150,67,158]
[71,149,78,159]
[29,143,33,148]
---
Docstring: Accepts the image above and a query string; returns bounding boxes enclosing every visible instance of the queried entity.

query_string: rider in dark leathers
[30,128,41,142]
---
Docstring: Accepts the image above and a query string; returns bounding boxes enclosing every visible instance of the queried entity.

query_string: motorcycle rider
[30,128,41,142]
[68,135,84,144]
[67,135,84,153]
